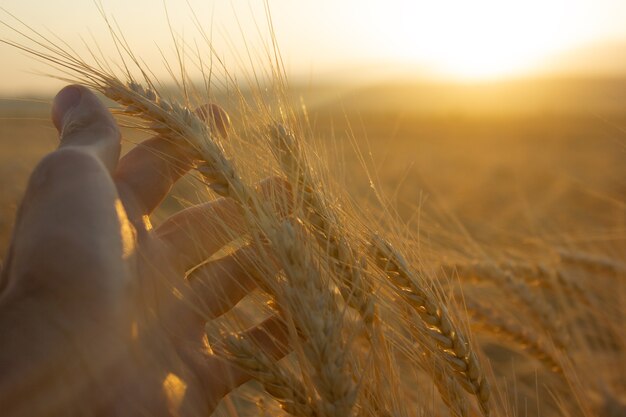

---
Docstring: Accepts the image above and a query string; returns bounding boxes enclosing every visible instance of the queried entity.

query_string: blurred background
[2,0,626,92]
[1,0,625,254]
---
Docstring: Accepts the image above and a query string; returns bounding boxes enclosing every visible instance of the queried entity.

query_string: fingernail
[52,85,83,131]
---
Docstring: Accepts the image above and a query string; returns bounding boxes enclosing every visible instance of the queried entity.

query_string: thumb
[52,84,121,173]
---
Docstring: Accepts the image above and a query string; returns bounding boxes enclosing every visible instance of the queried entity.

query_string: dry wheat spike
[370,235,490,416]
[270,124,377,328]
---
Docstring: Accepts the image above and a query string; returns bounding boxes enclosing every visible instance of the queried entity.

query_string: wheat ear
[556,248,626,275]
[270,124,376,328]
[221,332,317,417]
[276,221,357,417]
[464,299,564,374]
[442,262,567,349]
[503,261,594,308]
[370,235,490,416]
[430,357,470,417]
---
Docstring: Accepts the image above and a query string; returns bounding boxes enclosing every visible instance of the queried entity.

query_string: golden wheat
[2,9,625,417]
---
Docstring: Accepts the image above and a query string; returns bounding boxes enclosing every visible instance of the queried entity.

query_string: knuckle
[62,117,120,143]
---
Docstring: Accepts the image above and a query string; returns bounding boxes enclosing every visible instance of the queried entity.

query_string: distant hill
[294,76,626,117]
[2,76,625,118]
[0,98,50,116]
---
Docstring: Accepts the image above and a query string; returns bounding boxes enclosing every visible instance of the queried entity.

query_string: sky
[1,0,626,94]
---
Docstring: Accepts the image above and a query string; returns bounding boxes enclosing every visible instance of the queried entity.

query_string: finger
[156,176,291,270]
[2,85,127,297]
[240,315,290,360]
[114,104,230,222]
[185,245,280,321]
[4,148,125,300]
[114,136,197,228]
[52,84,121,173]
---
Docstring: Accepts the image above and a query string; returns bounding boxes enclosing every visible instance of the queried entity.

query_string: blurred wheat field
[5,82,625,252]
[0,106,625,246]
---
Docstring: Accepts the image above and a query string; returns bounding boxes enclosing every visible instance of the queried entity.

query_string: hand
[0,85,288,416]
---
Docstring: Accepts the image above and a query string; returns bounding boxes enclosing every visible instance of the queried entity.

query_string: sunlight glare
[376,0,580,80]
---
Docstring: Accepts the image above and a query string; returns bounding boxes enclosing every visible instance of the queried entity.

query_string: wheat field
[0,7,625,417]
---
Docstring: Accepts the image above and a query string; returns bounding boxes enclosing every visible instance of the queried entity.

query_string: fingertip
[51,84,83,132]
[51,84,121,172]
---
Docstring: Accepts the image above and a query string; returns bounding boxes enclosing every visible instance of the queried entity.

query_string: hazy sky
[1,0,626,94]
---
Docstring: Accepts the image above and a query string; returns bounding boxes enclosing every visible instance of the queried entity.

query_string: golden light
[163,372,187,416]
[0,0,624,92]
[370,0,586,80]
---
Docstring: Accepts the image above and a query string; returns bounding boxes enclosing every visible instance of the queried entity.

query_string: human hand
[0,85,288,416]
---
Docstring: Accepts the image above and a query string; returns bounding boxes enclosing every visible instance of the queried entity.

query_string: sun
[371,0,578,80]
